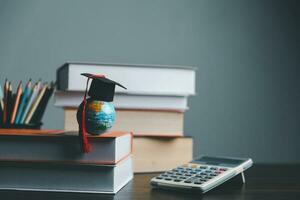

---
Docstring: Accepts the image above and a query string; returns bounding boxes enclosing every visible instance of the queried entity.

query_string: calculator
[150,155,253,193]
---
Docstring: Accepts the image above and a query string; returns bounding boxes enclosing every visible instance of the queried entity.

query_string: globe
[77,99,116,135]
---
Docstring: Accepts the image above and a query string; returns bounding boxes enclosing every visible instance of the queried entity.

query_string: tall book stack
[55,63,196,172]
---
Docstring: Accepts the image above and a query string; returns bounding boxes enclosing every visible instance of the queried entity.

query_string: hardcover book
[0,156,133,194]
[0,129,132,165]
[57,62,196,96]
[63,109,184,136]
[55,91,189,111]
[133,136,193,173]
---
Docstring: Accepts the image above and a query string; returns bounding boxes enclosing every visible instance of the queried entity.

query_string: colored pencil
[0,84,3,111]
[21,81,40,124]
[30,82,54,124]
[6,83,13,124]
[3,79,9,124]
[10,81,23,124]
[15,79,32,124]
[25,83,48,124]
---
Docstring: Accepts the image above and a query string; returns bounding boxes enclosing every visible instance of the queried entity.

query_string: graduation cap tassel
[80,77,92,153]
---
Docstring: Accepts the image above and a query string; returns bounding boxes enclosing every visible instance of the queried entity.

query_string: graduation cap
[79,73,126,153]
[82,73,126,102]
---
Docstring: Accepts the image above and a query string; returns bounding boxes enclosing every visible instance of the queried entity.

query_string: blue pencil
[15,79,32,124]
[20,81,40,124]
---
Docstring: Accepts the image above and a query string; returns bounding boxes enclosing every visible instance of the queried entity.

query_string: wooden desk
[1,164,300,199]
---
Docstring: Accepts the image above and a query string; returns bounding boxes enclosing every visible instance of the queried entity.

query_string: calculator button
[199,166,207,169]
[220,168,228,171]
[210,167,217,170]
[161,174,168,177]
[184,180,192,183]
[194,181,203,185]
[174,179,182,182]
[155,176,163,179]
[164,178,172,181]
[200,172,207,175]
[187,177,196,181]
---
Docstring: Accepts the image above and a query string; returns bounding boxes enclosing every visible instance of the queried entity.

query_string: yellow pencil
[24,83,48,124]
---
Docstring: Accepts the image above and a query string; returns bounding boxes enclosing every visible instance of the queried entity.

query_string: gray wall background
[0,0,299,163]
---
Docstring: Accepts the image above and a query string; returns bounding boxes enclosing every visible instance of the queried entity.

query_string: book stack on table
[55,62,196,173]
[0,129,133,193]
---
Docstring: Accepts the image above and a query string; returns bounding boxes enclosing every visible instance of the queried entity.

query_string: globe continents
[77,99,116,135]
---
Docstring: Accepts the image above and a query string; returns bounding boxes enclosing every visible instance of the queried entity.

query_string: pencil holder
[0,122,42,129]
[0,79,54,130]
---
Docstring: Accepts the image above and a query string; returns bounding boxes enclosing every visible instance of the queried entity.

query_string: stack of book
[55,62,196,172]
[0,129,133,193]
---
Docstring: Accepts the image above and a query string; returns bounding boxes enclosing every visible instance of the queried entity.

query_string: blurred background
[0,0,299,163]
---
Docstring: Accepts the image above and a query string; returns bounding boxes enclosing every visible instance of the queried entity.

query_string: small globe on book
[76,73,126,153]
[77,100,116,135]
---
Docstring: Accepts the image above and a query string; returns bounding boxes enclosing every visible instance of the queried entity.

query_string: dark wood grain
[1,164,300,200]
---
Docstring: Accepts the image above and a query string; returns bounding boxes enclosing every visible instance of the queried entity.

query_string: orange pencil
[10,81,23,124]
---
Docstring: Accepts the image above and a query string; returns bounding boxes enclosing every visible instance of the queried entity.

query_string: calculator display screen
[193,156,246,167]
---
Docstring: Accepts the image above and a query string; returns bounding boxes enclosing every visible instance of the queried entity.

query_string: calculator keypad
[154,164,228,185]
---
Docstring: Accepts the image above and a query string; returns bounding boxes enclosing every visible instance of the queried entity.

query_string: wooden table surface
[1,164,300,200]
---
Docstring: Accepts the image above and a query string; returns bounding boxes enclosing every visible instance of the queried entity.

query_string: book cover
[0,129,132,165]
[57,62,196,96]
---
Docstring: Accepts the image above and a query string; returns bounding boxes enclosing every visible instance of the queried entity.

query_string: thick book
[0,156,133,194]
[133,137,193,173]
[57,62,196,96]
[55,91,189,111]
[0,129,132,165]
[63,108,184,136]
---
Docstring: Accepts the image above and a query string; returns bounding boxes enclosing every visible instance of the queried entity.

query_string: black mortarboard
[78,73,126,153]
[82,73,126,102]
